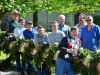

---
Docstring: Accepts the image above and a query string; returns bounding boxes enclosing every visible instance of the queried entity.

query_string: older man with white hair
[58,14,70,36]
[80,15,100,52]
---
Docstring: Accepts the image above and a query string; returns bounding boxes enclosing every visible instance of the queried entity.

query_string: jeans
[27,61,35,75]
[37,62,51,75]
[55,58,75,75]
[16,52,26,72]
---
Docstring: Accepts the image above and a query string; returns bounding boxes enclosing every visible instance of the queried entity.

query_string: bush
[93,15,100,26]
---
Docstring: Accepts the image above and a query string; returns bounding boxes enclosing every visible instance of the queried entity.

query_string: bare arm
[79,40,82,47]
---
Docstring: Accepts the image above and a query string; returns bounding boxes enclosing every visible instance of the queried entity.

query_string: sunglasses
[86,19,91,21]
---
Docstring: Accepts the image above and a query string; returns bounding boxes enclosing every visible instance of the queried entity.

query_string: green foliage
[45,44,58,67]
[34,43,49,68]
[73,49,100,75]
[0,0,100,18]
[22,39,35,63]
[93,15,100,26]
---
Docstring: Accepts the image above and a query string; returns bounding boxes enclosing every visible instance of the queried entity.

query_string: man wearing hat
[6,10,19,37]
[23,21,37,75]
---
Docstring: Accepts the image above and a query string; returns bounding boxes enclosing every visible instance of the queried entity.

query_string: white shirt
[14,27,26,39]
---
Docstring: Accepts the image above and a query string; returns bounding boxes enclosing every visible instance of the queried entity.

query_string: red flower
[12,44,15,46]
[36,50,39,52]
[24,45,28,48]
[74,56,79,60]
[46,52,50,56]
[1,41,5,45]
[87,63,91,68]
[67,43,72,48]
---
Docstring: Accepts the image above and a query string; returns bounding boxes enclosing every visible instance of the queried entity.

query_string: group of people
[4,10,100,75]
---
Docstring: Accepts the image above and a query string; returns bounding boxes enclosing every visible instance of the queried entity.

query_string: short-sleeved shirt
[23,27,37,40]
[6,20,19,33]
[34,33,48,44]
[47,30,65,44]
[80,23,100,52]
[76,23,87,38]
[58,24,70,36]
[14,27,26,39]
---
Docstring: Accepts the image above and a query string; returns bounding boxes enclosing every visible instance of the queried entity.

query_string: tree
[0,0,100,25]
[0,0,100,17]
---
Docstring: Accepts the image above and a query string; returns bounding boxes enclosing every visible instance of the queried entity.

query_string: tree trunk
[0,10,8,33]
[33,11,38,27]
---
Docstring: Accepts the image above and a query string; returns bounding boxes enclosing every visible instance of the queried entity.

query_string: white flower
[43,42,47,44]
[79,47,83,51]
[10,35,12,37]
[55,42,58,45]
[96,50,100,53]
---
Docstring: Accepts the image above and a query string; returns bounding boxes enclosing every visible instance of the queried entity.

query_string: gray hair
[86,15,93,20]
[58,14,65,19]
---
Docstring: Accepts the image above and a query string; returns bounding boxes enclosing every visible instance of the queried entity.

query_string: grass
[0,51,8,60]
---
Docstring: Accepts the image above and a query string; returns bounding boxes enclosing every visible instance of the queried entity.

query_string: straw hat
[11,10,19,15]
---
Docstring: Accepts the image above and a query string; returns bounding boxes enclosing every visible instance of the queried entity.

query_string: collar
[59,24,65,27]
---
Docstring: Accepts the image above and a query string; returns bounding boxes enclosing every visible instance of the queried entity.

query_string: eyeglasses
[86,20,91,21]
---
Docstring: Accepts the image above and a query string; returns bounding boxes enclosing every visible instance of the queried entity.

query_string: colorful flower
[67,42,72,48]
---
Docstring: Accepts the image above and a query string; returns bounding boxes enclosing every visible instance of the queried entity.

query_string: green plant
[93,15,100,26]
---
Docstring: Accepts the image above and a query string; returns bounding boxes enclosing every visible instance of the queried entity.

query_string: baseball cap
[27,21,33,24]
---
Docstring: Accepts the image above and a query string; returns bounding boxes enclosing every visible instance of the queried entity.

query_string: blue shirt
[80,24,100,52]
[23,27,37,40]
[58,24,70,36]
[34,33,48,44]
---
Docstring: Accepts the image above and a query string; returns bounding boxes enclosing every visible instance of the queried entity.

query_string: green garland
[45,44,58,67]
[0,33,100,75]
[34,43,49,69]
[22,39,35,63]
[73,49,100,75]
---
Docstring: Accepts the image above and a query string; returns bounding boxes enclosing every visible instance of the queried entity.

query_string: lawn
[0,51,8,60]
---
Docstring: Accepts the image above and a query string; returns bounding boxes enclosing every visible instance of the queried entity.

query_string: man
[56,26,79,75]
[23,21,37,75]
[14,18,26,75]
[48,21,65,44]
[80,15,100,52]
[34,26,48,48]
[76,13,87,38]
[47,21,65,74]
[6,10,19,37]
[14,18,26,40]
[58,14,70,36]
[34,26,48,75]
[5,10,19,72]
[23,21,37,40]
